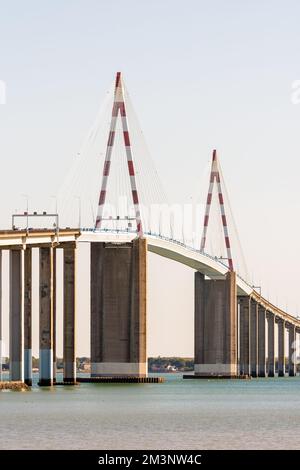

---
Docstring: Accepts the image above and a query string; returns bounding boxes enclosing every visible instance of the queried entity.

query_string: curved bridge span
[80,229,300,329]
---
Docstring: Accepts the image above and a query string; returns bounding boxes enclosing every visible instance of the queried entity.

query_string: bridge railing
[80,227,252,289]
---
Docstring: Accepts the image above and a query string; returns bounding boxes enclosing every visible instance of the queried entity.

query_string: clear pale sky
[1,0,300,357]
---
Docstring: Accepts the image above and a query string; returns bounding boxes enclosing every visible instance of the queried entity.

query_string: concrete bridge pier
[267,312,275,377]
[288,324,296,377]
[258,307,266,377]
[0,251,2,381]
[278,319,285,377]
[239,296,250,376]
[90,238,147,377]
[297,329,300,375]
[24,248,32,386]
[53,249,57,383]
[39,247,54,386]
[63,244,76,383]
[250,300,258,377]
[9,249,24,382]
[194,271,237,378]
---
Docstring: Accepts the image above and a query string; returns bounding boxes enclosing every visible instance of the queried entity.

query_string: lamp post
[21,194,29,230]
[75,196,81,228]
[50,195,58,214]
[252,285,262,296]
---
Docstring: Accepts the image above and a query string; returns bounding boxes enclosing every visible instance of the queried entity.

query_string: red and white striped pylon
[200,149,234,271]
[95,72,143,236]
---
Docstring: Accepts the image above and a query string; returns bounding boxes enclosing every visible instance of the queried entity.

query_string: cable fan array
[57,73,249,282]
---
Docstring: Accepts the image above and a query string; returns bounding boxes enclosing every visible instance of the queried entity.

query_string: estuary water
[0,373,300,449]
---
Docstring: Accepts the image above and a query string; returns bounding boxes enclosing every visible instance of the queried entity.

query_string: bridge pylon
[95,72,143,237]
[90,73,148,379]
[200,149,233,271]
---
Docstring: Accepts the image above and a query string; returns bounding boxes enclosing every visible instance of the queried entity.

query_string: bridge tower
[194,150,238,377]
[95,72,143,236]
[200,149,233,270]
[91,72,147,377]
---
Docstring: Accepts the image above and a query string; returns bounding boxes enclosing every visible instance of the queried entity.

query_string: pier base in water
[183,374,250,380]
[77,376,164,384]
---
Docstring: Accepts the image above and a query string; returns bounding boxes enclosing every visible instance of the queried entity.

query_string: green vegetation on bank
[148,357,194,372]
[2,356,194,372]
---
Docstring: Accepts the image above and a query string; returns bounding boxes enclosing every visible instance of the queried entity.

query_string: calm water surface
[0,373,300,449]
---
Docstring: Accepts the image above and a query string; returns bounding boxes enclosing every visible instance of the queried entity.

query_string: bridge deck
[0,228,80,248]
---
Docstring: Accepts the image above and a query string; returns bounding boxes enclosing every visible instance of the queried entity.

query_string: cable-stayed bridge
[0,72,299,385]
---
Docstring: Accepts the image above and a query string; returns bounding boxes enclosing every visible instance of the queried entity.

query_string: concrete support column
[0,251,2,381]
[194,271,237,377]
[39,247,54,386]
[91,243,103,374]
[24,248,32,386]
[250,300,258,377]
[194,272,205,370]
[278,319,285,377]
[9,249,24,381]
[297,329,300,376]
[53,249,56,383]
[130,238,147,372]
[63,245,76,383]
[288,324,296,377]
[239,296,250,376]
[90,239,147,377]
[267,312,275,377]
[258,306,266,377]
